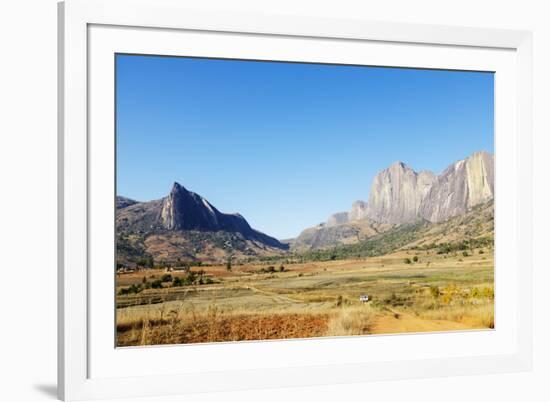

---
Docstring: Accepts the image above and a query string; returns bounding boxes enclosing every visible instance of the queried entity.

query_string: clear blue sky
[116,54,494,239]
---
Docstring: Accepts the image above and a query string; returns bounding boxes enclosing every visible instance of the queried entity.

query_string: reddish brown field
[117,311,329,346]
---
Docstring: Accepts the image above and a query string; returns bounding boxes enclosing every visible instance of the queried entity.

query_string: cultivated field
[116,248,494,346]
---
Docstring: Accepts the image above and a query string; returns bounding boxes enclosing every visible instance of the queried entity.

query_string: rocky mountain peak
[170,181,187,193]
[389,161,408,170]
[161,182,220,231]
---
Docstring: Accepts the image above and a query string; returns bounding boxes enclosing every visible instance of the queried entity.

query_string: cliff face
[364,151,494,224]
[419,151,494,223]
[364,162,436,224]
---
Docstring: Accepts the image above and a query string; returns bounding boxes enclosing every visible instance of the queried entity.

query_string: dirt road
[370,311,471,334]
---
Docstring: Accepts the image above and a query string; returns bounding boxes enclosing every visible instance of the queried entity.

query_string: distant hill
[291,218,394,252]
[116,196,138,209]
[116,183,287,266]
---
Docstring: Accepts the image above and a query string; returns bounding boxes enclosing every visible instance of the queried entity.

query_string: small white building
[359,295,369,303]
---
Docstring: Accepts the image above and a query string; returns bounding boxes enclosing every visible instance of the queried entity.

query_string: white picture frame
[58,0,533,400]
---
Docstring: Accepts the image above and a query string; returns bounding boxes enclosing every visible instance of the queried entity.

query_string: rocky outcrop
[349,200,368,221]
[327,212,349,227]
[325,201,368,227]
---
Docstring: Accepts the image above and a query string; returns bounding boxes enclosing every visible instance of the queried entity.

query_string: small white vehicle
[359,295,369,303]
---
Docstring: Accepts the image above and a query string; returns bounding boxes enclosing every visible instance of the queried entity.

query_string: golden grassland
[116,248,494,346]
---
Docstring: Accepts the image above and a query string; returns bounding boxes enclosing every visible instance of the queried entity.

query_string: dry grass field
[116,246,494,346]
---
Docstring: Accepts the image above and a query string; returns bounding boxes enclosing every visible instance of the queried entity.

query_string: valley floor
[115,248,494,346]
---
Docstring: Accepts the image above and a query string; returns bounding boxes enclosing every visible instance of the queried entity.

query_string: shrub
[278,265,285,272]
[412,256,419,262]
[151,280,163,289]
[136,256,154,268]
[160,274,173,283]
[479,249,485,254]
[472,286,494,299]
[404,258,412,264]
[172,277,183,287]
[483,287,495,298]
[117,284,143,296]
[186,271,198,284]
[429,286,440,299]
[462,251,469,257]
[441,284,459,304]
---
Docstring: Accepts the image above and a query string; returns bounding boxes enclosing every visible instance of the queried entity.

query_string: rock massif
[365,151,494,224]
[292,151,494,250]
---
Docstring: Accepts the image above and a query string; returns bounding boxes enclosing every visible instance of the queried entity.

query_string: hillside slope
[295,200,493,261]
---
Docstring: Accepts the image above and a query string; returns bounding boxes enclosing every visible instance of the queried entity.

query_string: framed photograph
[58,0,533,400]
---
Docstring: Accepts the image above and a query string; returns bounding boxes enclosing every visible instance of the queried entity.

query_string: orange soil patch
[117,313,329,346]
